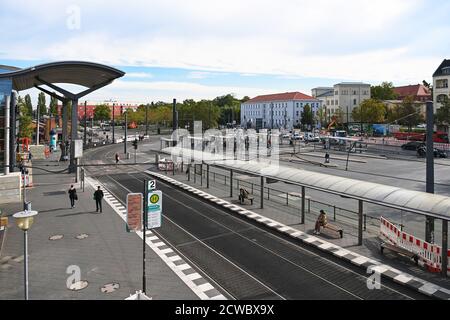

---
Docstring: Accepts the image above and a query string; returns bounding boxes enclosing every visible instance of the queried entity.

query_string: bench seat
[323,223,343,238]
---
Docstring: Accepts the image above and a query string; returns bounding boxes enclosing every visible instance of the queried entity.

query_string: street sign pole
[143,180,147,294]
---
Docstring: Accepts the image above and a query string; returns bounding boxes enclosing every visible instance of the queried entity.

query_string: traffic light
[132,139,138,150]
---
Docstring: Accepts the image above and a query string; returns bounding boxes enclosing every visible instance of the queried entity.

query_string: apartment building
[312,82,371,123]
[433,59,450,112]
[241,92,321,130]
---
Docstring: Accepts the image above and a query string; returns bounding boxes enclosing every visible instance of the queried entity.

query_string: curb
[85,176,227,301]
[145,170,450,300]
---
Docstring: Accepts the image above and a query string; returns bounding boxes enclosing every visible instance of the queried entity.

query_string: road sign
[127,193,143,232]
[148,180,156,191]
[146,190,162,229]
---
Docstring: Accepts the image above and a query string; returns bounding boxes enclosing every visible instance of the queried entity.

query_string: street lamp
[12,210,38,300]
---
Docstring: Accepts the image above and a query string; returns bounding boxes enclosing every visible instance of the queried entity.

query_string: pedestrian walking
[68,185,78,209]
[28,150,33,163]
[115,153,120,164]
[325,152,330,164]
[94,186,104,213]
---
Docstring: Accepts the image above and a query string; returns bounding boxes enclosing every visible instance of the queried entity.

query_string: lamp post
[13,210,38,300]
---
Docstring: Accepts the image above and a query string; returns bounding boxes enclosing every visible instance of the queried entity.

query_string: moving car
[417,145,448,158]
[401,141,423,151]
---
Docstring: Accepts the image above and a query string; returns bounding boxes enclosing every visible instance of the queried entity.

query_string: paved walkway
[0,154,198,300]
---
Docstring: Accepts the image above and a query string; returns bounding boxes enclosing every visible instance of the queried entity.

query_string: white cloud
[126,72,153,79]
[83,80,285,103]
[2,0,441,85]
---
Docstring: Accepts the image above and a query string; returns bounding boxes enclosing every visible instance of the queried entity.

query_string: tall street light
[13,210,38,300]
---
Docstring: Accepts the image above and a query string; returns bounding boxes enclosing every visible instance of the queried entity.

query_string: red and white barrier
[380,217,450,275]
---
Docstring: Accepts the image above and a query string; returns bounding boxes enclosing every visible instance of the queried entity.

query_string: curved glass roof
[0,61,125,91]
[164,146,450,220]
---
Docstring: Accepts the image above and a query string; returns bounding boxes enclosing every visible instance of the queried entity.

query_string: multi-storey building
[312,82,371,123]
[433,59,450,112]
[394,84,431,102]
[57,100,143,120]
[240,92,321,130]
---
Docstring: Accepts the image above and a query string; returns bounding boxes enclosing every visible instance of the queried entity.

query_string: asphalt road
[83,143,431,300]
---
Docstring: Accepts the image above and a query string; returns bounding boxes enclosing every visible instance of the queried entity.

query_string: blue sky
[1,0,449,105]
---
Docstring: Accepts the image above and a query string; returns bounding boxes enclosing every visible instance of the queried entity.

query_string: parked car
[417,145,448,158]
[401,141,424,151]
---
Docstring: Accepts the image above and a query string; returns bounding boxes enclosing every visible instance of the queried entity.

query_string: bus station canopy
[163,146,450,221]
[0,61,125,91]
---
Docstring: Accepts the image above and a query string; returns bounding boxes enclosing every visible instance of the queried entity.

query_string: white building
[241,92,321,130]
[433,59,450,112]
[312,82,371,123]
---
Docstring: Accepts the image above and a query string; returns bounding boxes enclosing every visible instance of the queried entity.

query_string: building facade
[312,82,371,123]
[241,92,321,130]
[433,59,450,112]
[393,84,431,102]
[58,101,142,120]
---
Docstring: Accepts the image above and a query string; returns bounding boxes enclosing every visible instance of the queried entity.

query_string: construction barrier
[380,217,450,275]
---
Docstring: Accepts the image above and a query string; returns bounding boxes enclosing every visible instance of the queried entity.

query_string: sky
[1,0,449,106]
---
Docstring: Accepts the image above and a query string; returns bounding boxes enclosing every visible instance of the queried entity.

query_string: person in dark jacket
[94,186,104,213]
[68,185,77,209]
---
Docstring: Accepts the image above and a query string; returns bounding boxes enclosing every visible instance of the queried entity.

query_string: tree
[436,95,450,126]
[37,92,47,117]
[94,104,111,122]
[24,94,33,116]
[371,82,398,101]
[352,99,386,124]
[49,95,58,117]
[388,96,424,132]
[17,96,33,138]
[316,107,327,128]
[301,104,314,130]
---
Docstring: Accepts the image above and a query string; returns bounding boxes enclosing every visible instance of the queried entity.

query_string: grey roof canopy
[0,61,125,92]
[163,146,450,221]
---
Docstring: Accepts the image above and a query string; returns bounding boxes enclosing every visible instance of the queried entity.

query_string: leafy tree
[335,107,345,125]
[371,82,398,101]
[301,104,314,130]
[24,94,33,116]
[37,92,47,116]
[316,107,327,128]
[387,96,424,132]
[94,104,111,121]
[16,96,33,138]
[352,99,386,124]
[49,95,58,117]
[436,95,450,126]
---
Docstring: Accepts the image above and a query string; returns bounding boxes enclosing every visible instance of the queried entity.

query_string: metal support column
[301,186,305,225]
[230,169,233,198]
[206,164,210,188]
[124,111,128,155]
[260,176,264,209]
[112,103,115,144]
[69,99,79,174]
[442,220,448,278]
[24,230,29,300]
[83,101,87,147]
[10,92,17,172]
[4,95,10,175]
[358,200,363,246]
[426,101,435,243]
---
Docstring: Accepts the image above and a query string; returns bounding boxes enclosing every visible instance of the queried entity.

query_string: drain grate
[75,234,89,240]
[101,283,120,293]
[49,235,64,241]
[68,280,89,291]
